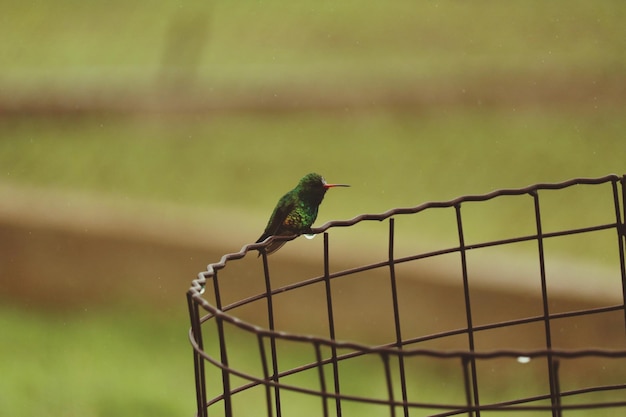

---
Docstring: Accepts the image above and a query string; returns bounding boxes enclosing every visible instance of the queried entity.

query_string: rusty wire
[187,174,626,417]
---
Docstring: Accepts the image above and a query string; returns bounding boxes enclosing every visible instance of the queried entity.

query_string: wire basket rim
[188,173,626,358]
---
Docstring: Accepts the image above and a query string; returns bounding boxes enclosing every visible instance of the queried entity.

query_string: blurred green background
[1,1,625,416]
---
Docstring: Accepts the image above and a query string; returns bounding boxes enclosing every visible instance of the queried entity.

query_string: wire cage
[187,174,626,417]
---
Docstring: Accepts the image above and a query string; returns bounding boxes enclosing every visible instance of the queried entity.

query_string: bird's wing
[256,194,296,243]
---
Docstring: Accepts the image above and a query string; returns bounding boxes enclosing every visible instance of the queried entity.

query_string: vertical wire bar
[615,176,626,332]
[530,190,558,417]
[213,271,233,417]
[187,291,208,417]
[323,232,342,417]
[461,357,474,417]
[262,252,282,417]
[388,218,409,417]
[314,342,330,417]
[551,360,562,417]
[257,334,274,417]
[455,204,479,417]
[381,353,396,417]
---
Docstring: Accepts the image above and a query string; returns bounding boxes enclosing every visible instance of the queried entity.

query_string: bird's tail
[258,240,288,257]
[256,234,292,257]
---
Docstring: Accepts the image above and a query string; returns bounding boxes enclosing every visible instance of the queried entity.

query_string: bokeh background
[1,1,625,416]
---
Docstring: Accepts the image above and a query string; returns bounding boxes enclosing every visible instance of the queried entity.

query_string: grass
[0,305,194,417]
[1,106,624,263]
[2,1,625,89]
[2,108,625,207]
[3,303,621,417]
[2,0,624,240]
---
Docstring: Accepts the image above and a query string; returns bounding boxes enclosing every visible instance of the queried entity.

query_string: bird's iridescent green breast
[283,201,318,232]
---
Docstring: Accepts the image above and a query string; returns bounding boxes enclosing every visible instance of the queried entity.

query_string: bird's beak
[323,182,350,189]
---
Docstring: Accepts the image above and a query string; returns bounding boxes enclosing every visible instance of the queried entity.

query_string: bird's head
[296,173,350,205]
[299,173,350,194]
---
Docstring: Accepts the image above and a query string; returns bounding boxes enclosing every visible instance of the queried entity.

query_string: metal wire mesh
[187,174,626,417]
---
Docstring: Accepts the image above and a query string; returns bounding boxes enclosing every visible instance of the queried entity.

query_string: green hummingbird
[256,173,349,255]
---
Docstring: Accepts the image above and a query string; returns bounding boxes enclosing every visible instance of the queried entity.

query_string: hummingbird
[256,173,349,255]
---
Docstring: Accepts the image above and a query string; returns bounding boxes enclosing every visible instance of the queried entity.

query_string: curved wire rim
[188,327,626,413]
[189,326,626,413]
[191,173,622,284]
[188,173,626,414]
[188,173,625,352]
